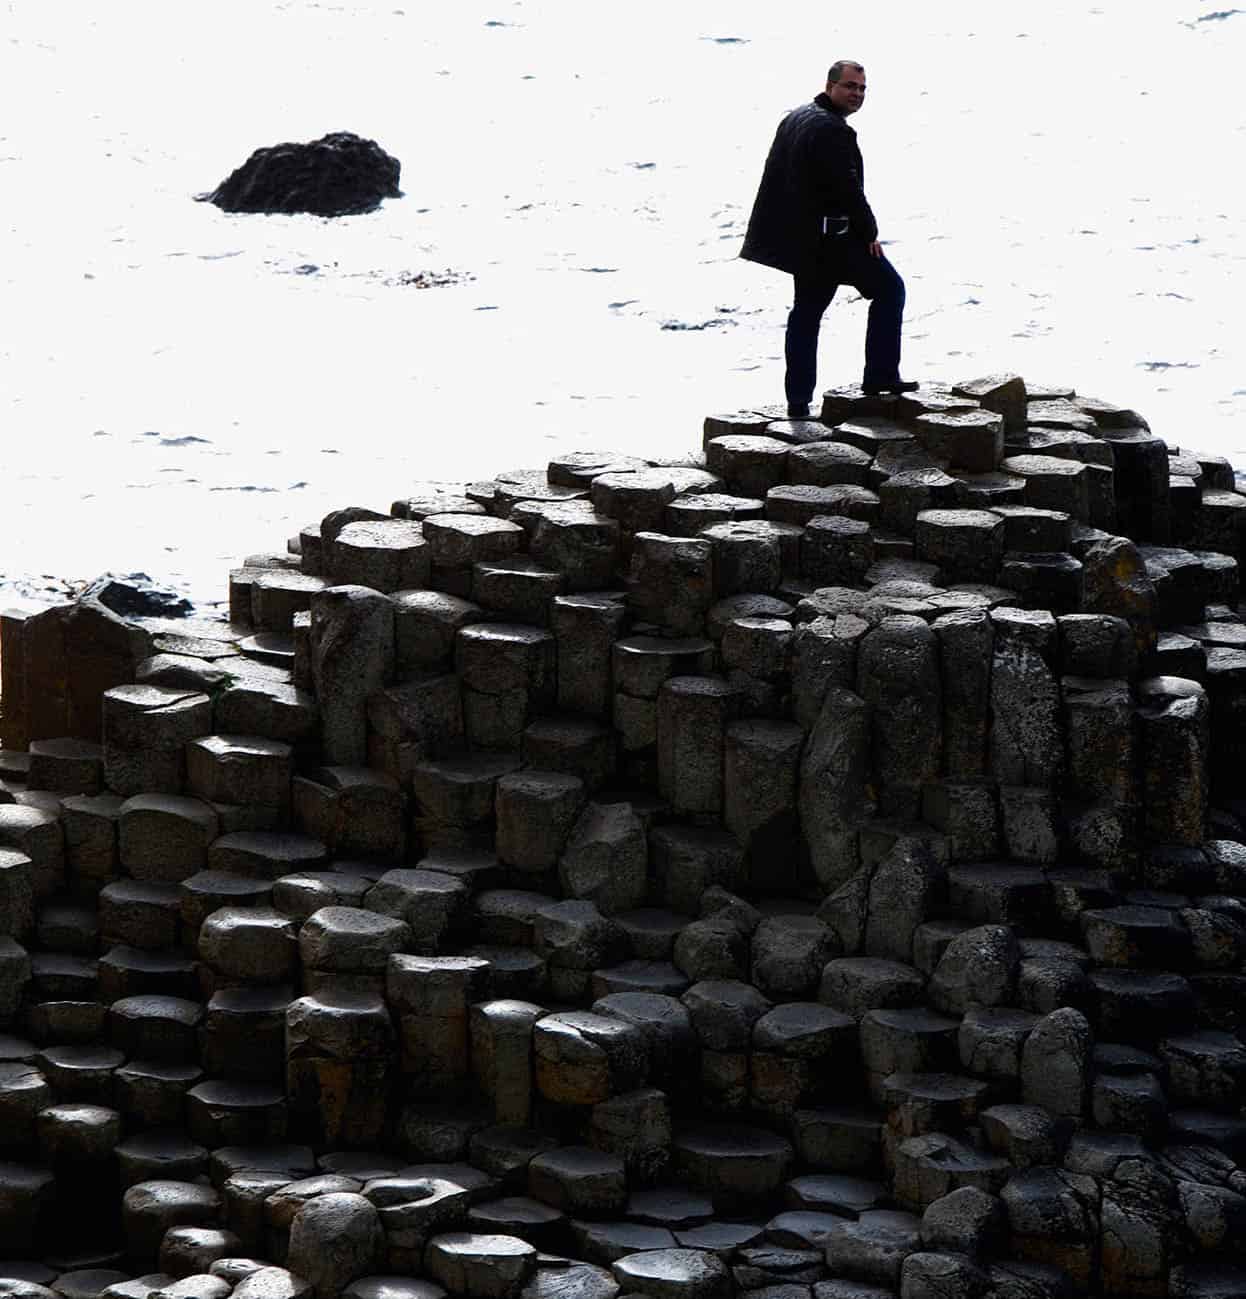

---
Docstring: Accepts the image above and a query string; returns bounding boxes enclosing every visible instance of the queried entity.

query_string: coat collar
[814,91,843,116]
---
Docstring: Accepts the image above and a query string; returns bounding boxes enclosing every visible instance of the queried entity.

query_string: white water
[2,0,1243,602]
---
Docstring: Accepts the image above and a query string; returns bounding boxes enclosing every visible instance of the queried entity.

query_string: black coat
[740,92,879,275]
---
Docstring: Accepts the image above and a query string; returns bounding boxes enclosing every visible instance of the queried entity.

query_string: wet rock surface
[5,375,1246,1298]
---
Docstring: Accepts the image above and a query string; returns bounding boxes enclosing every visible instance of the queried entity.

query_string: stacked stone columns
[3,374,1246,1298]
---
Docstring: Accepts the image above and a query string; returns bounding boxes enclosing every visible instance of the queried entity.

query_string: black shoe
[862,379,919,397]
[786,403,811,418]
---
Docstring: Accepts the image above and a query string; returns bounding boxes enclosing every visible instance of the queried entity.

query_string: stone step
[821,1209,922,1288]
[116,1130,209,1189]
[29,953,98,1003]
[98,947,200,1003]
[1089,968,1198,1044]
[34,904,99,957]
[671,1122,793,1213]
[880,1072,993,1140]
[186,1080,288,1149]
[34,1045,124,1105]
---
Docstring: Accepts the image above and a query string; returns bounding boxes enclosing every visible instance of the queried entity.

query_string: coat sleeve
[807,124,879,243]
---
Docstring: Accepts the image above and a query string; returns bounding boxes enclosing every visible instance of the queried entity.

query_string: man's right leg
[784,271,837,412]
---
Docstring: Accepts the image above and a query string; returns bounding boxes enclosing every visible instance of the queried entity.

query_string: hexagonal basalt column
[914,510,1004,584]
[656,676,739,817]
[456,623,556,751]
[286,989,395,1148]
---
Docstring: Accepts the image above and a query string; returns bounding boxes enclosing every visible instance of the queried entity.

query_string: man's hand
[868,240,882,258]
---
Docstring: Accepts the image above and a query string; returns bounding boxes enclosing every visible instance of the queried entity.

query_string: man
[741,60,915,416]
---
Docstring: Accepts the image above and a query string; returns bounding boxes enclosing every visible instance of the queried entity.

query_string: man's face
[827,69,866,115]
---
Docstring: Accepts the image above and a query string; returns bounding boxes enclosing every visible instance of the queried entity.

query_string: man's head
[826,60,866,115]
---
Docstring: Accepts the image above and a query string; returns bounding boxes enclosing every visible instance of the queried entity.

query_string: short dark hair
[827,60,865,83]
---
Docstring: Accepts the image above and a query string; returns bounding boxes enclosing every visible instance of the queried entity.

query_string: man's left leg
[845,252,907,390]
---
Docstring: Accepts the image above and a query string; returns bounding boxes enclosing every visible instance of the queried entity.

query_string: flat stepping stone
[570,1220,676,1264]
[528,1148,626,1217]
[342,1283,447,1299]
[672,1221,766,1255]
[732,1247,824,1287]
[547,451,650,487]
[50,1271,131,1299]
[626,1187,714,1229]
[35,1045,125,1102]
[516,1260,618,1299]
[29,952,97,1000]
[468,1197,566,1250]
[99,1278,179,1299]
[207,833,328,879]
[880,1072,992,1137]
[342,1282,447,1299]
[109,996,203,1063]
[765,484,879,528]
[1090,969,1196,1042]
[230,1269,313,1299]
[117,1131,209,1188]
[185,736,292,808]
[591,961,688,997]
[818,959,924,1020]
[1,1284,57,1299]
[37,1103,122,1162]
[328,519,430,592]
[614,910,687,961]
[784,1175,887,1218]
[114,1061,204,1130]
[98,946,199,1003]
[611,1248,731,1299]
[765,1211,847,1249]
[822,1210,922,1287]
[1081,904,1193,968]
[671,1124,793,1211]
[98,881,181,950]
[186,1081,287,1148]
[664,493,764,537]
[424,1233,537,1298]
[180,872,278,935]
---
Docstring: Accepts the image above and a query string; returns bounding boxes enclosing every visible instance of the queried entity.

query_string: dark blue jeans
[785,248,906,407]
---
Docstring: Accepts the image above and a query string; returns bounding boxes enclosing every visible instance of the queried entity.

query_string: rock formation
[2,374,1246,1299]
[198,132,401,217]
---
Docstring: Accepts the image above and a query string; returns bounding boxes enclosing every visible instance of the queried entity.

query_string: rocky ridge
[2,375,1246,1299]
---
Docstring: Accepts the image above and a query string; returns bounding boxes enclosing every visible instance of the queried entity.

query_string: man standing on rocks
[741,60,915,416]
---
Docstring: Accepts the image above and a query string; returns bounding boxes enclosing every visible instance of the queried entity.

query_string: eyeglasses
[837,80,867,93]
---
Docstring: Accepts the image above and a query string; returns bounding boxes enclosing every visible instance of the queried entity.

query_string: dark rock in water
[84,572,193,619]
[199,131,401,217]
